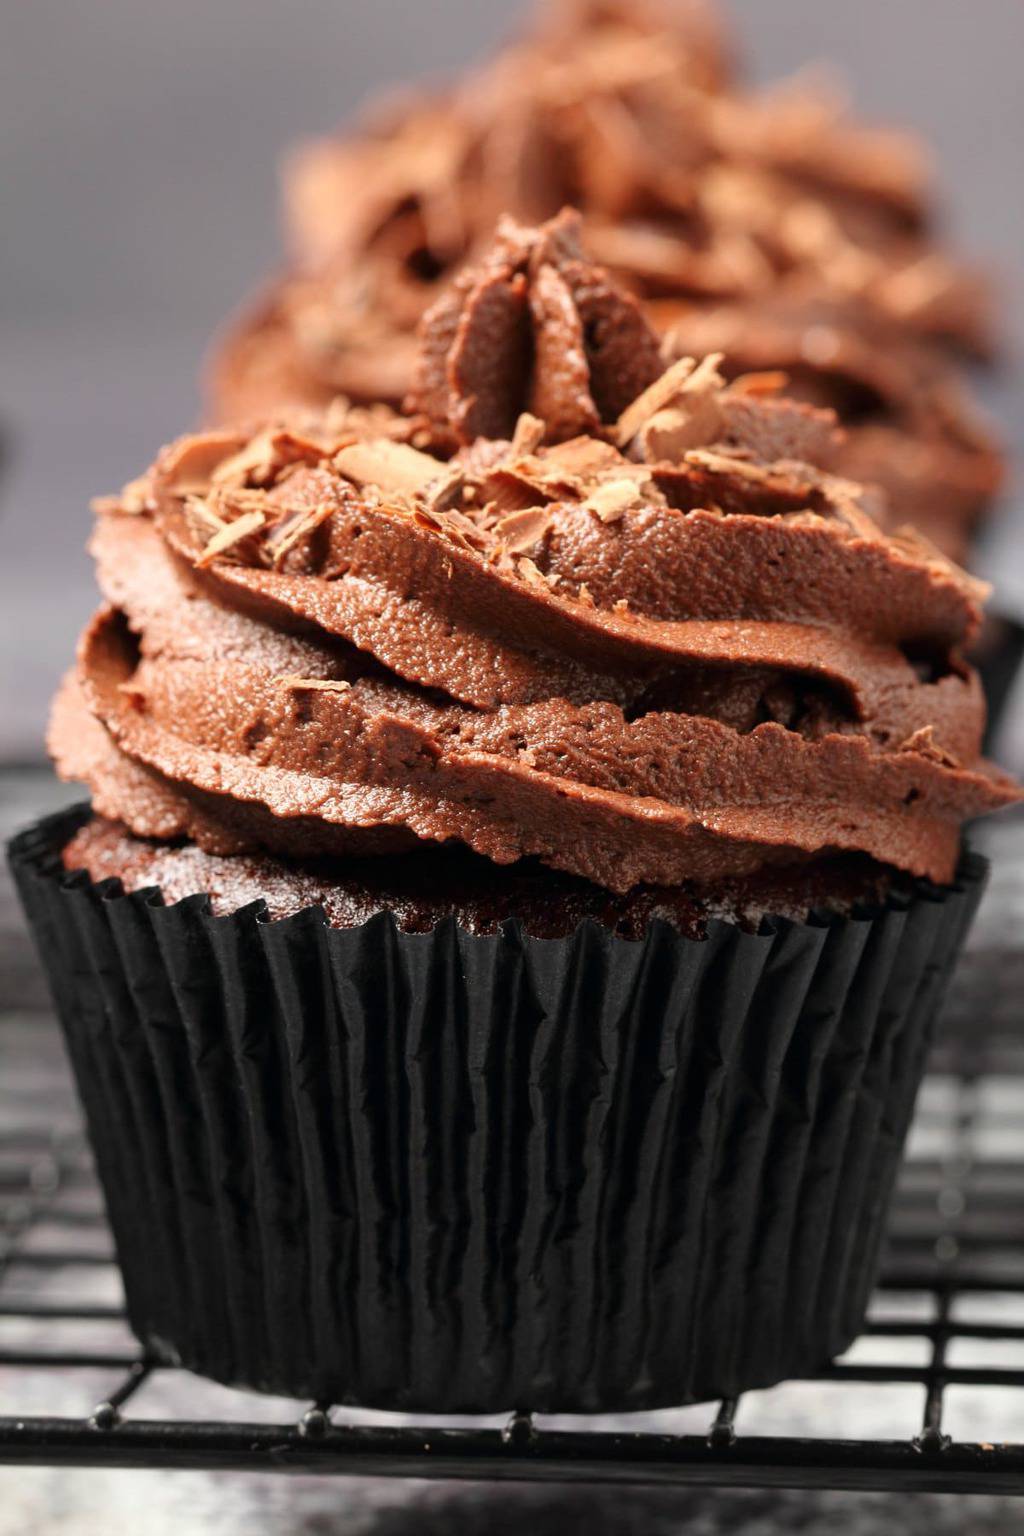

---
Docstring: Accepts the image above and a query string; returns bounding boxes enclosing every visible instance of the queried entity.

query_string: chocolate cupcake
[209,0,1001,567]
[13,215,1018,1414]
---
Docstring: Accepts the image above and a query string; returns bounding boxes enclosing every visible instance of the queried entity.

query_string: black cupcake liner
[9,803,987,1414]
[978,611,1024,752]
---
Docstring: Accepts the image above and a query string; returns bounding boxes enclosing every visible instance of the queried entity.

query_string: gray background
[2,0,1023,763]
[2,10,1024,1531]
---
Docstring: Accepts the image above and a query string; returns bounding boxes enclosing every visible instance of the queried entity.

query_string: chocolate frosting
[207,0,1000,563]
[407,210,664,445]
[55,222,1018,892]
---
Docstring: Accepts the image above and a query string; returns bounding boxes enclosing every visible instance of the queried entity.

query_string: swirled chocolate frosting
[208,0,1001,562]
[56,219,1017,893]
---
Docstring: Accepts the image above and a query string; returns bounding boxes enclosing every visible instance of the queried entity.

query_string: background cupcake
[4,1,1021,779]
[209,0,1001,569]
[12,214,1018,1413]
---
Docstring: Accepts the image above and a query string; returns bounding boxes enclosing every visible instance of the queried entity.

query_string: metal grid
[1,1001,1023,1496]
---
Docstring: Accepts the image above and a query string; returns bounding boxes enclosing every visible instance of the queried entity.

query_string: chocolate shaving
[212,428,328,489]
[195,508,266,567]
[477,466,557,515]
[158,432,248,496]
[440,507,490,550]
[539,436,623,475]
[334,439,440,495]
[639,403,716,460]
[511,412,547,455]
[898,725,961,769]
[425,467,470,513]
[614,355,698,444]
[183,494,227,541]
[278,676,353,694]
[684,447,802,485]
[494,506,553,553]
[515,555,549,588]
[583,478,648,522]
[265,502,336,567]
[413,507,445,534]
[822,478,893,539]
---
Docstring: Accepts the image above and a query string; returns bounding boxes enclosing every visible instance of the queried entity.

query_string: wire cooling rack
[1,790,1023,1496]
[1,962,1023,1498]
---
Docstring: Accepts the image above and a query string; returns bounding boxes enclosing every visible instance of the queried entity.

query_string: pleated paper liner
[976,610,1024,753]
[9,803,987,1414]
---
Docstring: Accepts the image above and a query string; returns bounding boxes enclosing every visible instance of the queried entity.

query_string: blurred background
[1,9,1023,1533]
[2,0,1023,766]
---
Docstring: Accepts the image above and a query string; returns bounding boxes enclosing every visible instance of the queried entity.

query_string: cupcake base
[58,813,903,939]
[9,804,987,1413]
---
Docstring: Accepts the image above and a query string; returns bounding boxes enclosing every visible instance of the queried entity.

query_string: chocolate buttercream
[407,210,664,445]
[208,0,1000,563]
[55,222,1018,892]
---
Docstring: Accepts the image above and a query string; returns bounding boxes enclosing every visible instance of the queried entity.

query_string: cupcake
[208,0,1001,567]
[13,213,1019,1413]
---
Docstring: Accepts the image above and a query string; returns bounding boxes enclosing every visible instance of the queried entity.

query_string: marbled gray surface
[4,1473,1024,1536]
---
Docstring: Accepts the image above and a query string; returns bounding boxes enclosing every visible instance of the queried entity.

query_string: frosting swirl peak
[56,220,1018,894]
[408,209,664,445]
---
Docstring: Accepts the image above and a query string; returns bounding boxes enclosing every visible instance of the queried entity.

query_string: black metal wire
[2,1018,1024,1493]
